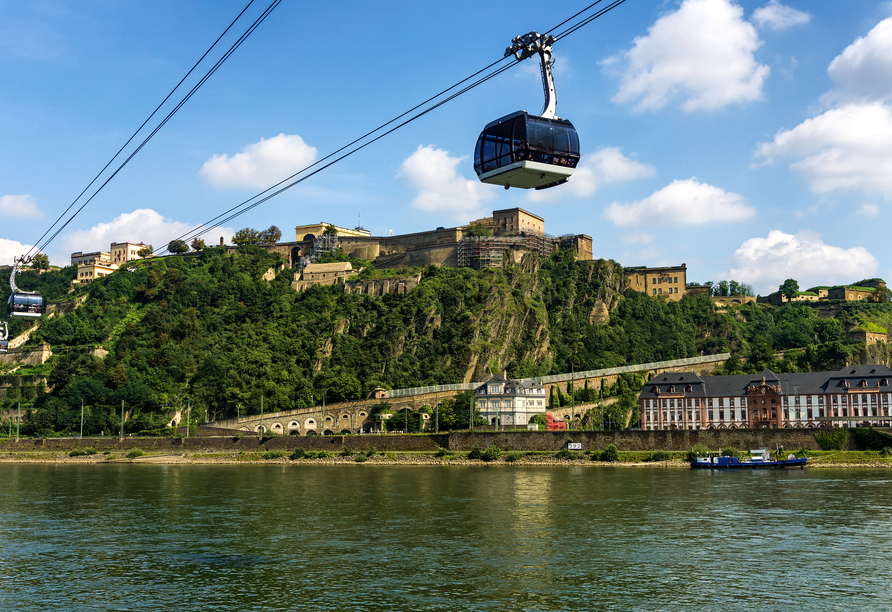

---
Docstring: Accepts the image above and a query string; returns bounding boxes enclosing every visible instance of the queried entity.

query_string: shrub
[590,450,602,461]
[505,451,525,462]
[468,445,484,460]
[303,451,319,459]
[355,454,368,463]
[435,447,450,457]
[482,445,502,462]
[317,451,333,459]
[68,447,98,457]
[686,444,708,462]
[263,450,287,460]
[648,450,671,462]
[290,447,307,460]
[126,448,144,458]
[555,448,577,460]
[815,428,848,451]
[340,448,355,457]
[233,432,244,440]
[721,447,741,458]
[602,444,619,462]
[882,447,892,457]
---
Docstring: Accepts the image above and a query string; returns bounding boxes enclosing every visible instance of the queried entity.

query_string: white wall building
[475,374,548,427]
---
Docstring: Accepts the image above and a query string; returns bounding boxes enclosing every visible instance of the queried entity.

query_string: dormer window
[686,385,692,392]
[883,378,889,386]
[861,379,867,387]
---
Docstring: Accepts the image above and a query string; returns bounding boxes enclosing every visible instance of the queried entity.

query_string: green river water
[0,464,890,611]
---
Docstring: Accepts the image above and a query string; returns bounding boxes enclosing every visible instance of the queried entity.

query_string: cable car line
[153,58,520,256]
[153,0,630,255]
[25,0,283,260]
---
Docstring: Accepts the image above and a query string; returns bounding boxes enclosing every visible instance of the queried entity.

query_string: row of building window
[653,287,679,295]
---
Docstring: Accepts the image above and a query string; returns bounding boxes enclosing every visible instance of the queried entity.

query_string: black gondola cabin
[474,111,579,190]
[8,293,43,318]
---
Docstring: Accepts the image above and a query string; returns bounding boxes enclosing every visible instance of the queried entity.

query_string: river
[0,464,889,611]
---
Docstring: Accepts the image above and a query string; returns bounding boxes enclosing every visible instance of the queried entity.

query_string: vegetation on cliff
[1,246,887,436]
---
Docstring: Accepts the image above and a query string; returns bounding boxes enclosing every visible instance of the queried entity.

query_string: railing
[384,353,731,398]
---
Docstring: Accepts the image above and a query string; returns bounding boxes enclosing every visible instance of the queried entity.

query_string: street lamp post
[80,400,84,439]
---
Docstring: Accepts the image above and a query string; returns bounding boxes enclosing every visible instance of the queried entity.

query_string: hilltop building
[640,365,892,430]
[758,279,886,305]
[70,241,148,288]
[625,264,688,301]
[475,374,548,427]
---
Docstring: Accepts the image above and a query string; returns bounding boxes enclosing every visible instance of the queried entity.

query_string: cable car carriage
[7,256,44,319]
[474,32,580,190]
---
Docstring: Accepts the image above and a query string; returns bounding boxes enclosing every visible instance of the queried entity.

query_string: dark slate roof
[641,364,892,399]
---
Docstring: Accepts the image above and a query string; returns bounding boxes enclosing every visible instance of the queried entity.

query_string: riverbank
[1,449,890,467]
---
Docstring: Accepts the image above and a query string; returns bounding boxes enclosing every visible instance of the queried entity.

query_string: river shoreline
[1,451,889,468]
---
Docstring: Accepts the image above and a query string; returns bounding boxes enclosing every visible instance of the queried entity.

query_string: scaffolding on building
[458,232,556,269]
[295,233,339,276]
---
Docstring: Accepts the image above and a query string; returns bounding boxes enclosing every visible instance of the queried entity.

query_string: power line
[153,2,629,256]
[26,0,283,259]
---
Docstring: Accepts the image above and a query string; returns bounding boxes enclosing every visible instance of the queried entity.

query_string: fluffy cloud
[528,147,655,202]
[722,230,878,294]
[857,203,880,218]
[825,17,892,104]
[200,133,318,189]
[58,209,234,260]
[604,0,769,112]
[0,194,41,218]
[604,178,755,226]
[398,145,494,221]
[0,238,35,266]
[755,103,892,196]
[752,1,810,31]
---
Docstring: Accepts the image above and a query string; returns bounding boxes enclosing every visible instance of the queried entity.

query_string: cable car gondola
[7,256,44,319]
[474,32,580,190]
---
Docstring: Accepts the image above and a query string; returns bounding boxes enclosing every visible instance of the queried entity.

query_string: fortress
[265,207,593,272]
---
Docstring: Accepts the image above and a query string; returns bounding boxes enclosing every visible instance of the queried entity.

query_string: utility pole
[259,395,264,439]
[80,400,84,439]
[186,402,191,439]
[16,402,20,441]
[120,400,124,439]
[435,395,439,434]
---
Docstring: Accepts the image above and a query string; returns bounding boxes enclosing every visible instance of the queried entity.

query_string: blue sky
[1,0,891,295]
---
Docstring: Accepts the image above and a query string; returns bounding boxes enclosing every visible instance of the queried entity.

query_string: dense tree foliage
[2,246,884,435]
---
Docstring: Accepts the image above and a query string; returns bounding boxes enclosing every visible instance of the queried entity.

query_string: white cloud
[0,238,35,266]
[200,133,318,189]
[528,147,655,202]
[857,202,880,218]
[0,194,41,218]
[398,145,494,221]
[825,17,892,104]
[755,103,892,197]
[722,230,878,294]
[58,209,234,260]
[752,1,810,31]
[604,178,755,226]
[604,0,769,112]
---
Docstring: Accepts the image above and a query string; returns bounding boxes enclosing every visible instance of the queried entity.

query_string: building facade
[295,223,371,242]
[110,242,147,265]
[640,365,892,430]
[70,251,110,266]
[625,264,688,301]
[475,375,548,426]
[301,262,356,282]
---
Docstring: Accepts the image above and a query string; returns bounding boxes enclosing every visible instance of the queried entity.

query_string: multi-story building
[639,365,892,430]
[70,251,110,266]
[625,264,688,301]
[475,374,548,427]
[74,261,118,285]
[295,223,372,242]
[110,242,148,265]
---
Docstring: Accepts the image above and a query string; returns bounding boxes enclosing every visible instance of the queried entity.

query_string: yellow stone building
[295,223,371,242]
[625,264,688,301]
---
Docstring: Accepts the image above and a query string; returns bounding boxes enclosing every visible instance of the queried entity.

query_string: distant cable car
[7,256,44,319]
[0,321,7,354]
[474,32,580,190]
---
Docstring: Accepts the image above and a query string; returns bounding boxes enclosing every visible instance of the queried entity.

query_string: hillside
[1,246,887,435]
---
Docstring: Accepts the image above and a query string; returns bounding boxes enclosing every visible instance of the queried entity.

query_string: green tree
[31,253,50,272]
[137,245,153,258]
[168,239,189,254]
[190,238,206,251]
[779,278,799,300]
[464,222,492,237]
[259,225,282,244]
[322,225,338,237]
[232,228,262,245]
